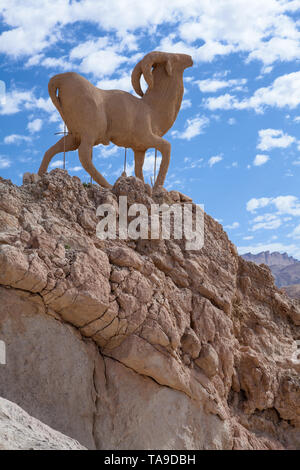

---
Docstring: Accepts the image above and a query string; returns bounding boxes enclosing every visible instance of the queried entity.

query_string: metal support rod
[124,147,127,173]
[54,122,69,170]
[154,148,157,184]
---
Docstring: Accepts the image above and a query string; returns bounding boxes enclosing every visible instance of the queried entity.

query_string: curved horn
[131,51,173,97]
[131,62,144,97]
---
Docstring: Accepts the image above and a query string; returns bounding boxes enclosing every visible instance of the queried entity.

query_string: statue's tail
[48,75,65,122]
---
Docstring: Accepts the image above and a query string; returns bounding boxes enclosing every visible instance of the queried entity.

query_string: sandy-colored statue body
[38,51,193,189]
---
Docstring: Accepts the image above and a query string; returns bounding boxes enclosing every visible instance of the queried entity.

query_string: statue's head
[131,51,193,97]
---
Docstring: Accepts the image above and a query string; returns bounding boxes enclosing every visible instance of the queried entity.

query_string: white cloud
[247,37,300,65]
[97,73,132,92]
[69,37,141,79]
[27,118,43,133]
[4,134,31,144]
[244,71,300,111]
[158,35,235,63]
[77,49,127,78]
[50,159,63,168]
[98,145,120,159]
[204,71,300,113]
[260,65,273,75]
[41,56,72,70]
[204,93,237,111]
[208,154,223,167]
[31,96,54,113]
[178,1,300,66]
[288,224,300,240]
[292,158,300,165]
[181,99,192,110]
[247,197,272,212]
[274,195,300,216]
[0,80,5,105]
[253,154,270,166]
[257,129,295,151]
[0,89,34,115]
[0,156,11,168]
[1,0,300,71]
[247,195,300,216]
[69,166,83,172]
[225,221,240,229]
[25,53,44,67]
[142,152,162,175]
[196,78,246,93]
[172,115,209,140]
[228,117,236,125]
[250,213,281,231]
[0,10,59,58]
[0,85,58,121]
[183,157,204,170]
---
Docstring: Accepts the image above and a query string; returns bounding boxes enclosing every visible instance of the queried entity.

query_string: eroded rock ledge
[0,169,299,450]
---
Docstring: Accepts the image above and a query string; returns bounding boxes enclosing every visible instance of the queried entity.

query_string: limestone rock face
[0,397,85,450]
[0,169,299,450]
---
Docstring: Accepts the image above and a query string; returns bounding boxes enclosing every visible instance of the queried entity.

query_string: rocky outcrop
[282,284,300,301]
[242,251,300,289]
[0,397,85,450]
[0,169,299,450]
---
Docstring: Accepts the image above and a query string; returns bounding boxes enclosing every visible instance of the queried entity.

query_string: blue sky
[0,0,300,259]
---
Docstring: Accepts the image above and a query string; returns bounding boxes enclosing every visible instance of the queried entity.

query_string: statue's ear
[165,60,172,76]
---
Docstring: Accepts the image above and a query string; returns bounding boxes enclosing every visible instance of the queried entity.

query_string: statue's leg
[145,136,170,189]
[134,150,145,182]
[38,135,79,175]
[78,140,112,189]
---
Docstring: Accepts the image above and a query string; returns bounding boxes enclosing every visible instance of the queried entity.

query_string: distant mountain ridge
[242,251,299,268]
[241,251,300,292]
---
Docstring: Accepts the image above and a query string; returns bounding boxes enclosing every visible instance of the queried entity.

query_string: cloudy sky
[0,0,300,258]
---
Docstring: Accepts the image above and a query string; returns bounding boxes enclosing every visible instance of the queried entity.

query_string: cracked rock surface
[0,169,299,450]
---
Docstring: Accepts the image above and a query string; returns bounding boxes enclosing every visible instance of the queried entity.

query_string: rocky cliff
[242,251,300,291]
[0,169,299,450]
